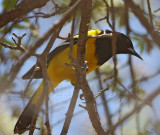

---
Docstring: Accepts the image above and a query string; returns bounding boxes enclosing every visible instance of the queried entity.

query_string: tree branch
[0,0,50,28]
[106,87,160,134]
[126,0,160,47]
[76,1,105,134]
[60,85,80,135]
[0,0,85,93]
[60,15,78,135]
[0,33,26,52]
[95,69,114,134]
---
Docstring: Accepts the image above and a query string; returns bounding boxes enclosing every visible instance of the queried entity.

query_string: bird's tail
[14,82,51,134]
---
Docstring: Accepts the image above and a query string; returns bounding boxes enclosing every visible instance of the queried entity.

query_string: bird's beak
[128,48,143,60]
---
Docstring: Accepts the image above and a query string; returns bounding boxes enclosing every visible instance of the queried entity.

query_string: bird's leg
[80,60,88,72]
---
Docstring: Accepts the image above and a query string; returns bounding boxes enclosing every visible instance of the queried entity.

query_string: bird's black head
[95,30,142,65]
[116,32,142,60]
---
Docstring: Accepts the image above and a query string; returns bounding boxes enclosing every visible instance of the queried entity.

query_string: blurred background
[0,0,160,135]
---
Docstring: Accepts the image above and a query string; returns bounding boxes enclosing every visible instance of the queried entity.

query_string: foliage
[0,0,160,135]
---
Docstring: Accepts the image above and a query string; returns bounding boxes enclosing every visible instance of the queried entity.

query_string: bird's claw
[81,61,88,72]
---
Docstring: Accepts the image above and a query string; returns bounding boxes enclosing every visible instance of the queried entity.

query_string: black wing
[22,38,78,79]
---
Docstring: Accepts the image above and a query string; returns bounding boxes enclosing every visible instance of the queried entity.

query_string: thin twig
[95,69,114,135]
[53,95,119,127]
[154,8,160,12]
[139,69,160,82]
[15,7,67,23]
[102,0,113,29]
[135,103,141,135]
[105,87,160,134]
[68,15,76,63]
[119,100,124,135]
[118,80,141,102]
[58,35,69,40]
[28,54,52,135]
[95,87,109,99]
[40,54,52,135]
[0,33,26,52]
[95,16,107,23]
[0,0,85,93]
[126,0,160,47]
[60,16,78,135]
[147,0,154,29]
[42,0,85,55]
[60,85,80,135]
[79,104,87,110]
[111,0,118,86]
[23,62,39,95]
[0,0,50,28]
[45,91,52,135]
[29,1,86,134]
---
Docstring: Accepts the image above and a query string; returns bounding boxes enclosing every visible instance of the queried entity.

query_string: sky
[0,0,160,135]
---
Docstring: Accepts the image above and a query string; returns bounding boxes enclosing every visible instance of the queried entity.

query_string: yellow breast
[47,30,101,86]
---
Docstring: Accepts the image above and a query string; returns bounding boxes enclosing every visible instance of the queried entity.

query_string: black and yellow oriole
[14,29,142,134]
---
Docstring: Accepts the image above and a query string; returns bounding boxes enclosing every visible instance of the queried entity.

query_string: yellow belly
[29,30,102,105]
[47,38,100,86]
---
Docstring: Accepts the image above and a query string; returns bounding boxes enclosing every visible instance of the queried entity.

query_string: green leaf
[132,36,145,53]
[2,0,16,10]
[137,42,144,54]
[14,24,26,29]
[132,36,141,41]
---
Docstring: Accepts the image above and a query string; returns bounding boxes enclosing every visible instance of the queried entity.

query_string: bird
[14,29,142,134]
